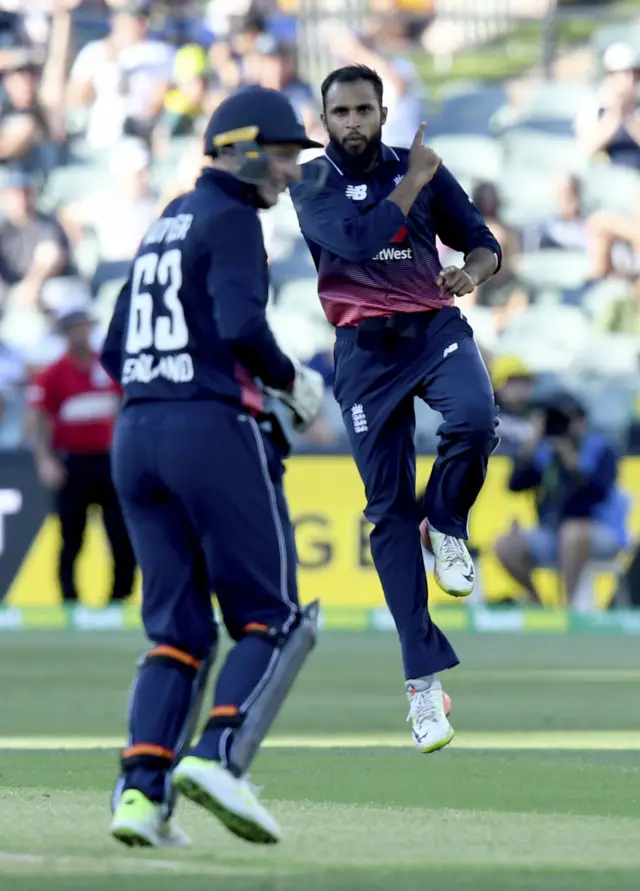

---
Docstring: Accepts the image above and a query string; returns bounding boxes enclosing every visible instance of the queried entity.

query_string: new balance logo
[345,184,367,201]
[372,247,413,261]
[394,174,404,186]
[443,343,458,358]
[351,403,368,434]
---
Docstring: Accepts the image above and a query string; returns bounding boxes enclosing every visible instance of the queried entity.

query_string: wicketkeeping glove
[265,362,325,433]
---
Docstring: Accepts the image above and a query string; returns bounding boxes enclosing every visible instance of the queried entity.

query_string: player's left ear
[381,106,388,126]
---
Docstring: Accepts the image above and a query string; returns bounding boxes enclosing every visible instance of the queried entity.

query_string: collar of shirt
[324,141,402,180]
[195,167,256,205]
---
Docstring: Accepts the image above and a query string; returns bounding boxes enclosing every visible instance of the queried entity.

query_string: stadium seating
[500,130,586,175]
[497,304,592,371]
[569,334,640,376]
[581,278,635,323]
[460,306,499,351]
[429,83,508,137]
[428,135,503,182]
[514,250,590,293]
[498,169,558,227]
[582,164,640,215]
[490,82,593,136]
[42,161,108,208]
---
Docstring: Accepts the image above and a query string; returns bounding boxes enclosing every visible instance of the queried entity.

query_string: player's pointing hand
[412,122,427,149]
[436,265,477,297]
[407,122,442,188]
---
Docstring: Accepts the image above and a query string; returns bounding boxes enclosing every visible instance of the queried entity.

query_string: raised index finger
[412,122,426,148]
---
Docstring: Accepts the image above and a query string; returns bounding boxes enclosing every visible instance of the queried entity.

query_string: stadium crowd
[0,0,639,459]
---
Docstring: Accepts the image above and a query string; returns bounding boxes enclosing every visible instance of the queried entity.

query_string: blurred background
[1,0,640,617]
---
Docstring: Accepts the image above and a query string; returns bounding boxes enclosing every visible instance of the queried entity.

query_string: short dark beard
[328,128,383,175]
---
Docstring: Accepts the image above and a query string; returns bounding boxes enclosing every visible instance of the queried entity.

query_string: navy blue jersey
[290,143,501,326]
[100,169,294,413]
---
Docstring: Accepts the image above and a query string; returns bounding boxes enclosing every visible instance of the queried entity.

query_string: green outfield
[0,631,638,891]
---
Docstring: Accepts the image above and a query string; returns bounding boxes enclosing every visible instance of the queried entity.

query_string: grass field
[0,631,639,890]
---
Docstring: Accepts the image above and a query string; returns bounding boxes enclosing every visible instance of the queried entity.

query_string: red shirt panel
[27,353,122,454]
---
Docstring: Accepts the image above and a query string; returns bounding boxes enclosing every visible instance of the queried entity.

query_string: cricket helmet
[204,86,322,186]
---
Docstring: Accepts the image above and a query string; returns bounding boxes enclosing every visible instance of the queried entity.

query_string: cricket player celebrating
[290,65,502,754]
[100,87,325,848]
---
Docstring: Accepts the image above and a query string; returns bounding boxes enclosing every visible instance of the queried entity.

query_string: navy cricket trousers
[111,400,299,657]
[333,307,499,679]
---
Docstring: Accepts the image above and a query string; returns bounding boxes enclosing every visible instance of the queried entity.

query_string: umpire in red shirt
[26,303,136,603]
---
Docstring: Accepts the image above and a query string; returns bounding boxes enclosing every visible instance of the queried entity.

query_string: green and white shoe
[111,789,191,848]
[406,679,455,754]
[173,756,281,844]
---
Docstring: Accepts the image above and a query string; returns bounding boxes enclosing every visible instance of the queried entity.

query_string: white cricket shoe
[406,677,454,753]
[420,519,475,597]
[111,789,191,848]
[173,756,281,844]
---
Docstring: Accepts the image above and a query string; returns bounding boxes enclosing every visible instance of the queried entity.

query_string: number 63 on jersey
[122,249,195,385]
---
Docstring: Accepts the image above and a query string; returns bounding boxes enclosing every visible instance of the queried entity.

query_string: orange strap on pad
[146,644,201,676]
[120,743,175,771]
[242,622,287,647]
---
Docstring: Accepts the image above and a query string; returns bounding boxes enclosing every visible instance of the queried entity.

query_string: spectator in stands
[0,168,73,311]
[158,135,206,207]
[492,355,536,454]
[67,0,175,149]
[160,2,214,51]
[228,10,268,58]
[586,188,640,282]
[575,43,640,171]
[25,302,135,604]
[473,181,520,265]
[380,57,424,148]
[593,279,640,336]
[364,4,413,51]
[0,10,31,67]
[207,0,256,45]
[157,43,208,140]
[202,83,232,122]
[0,55,48,169]
[523,174,588,253]
[465,181,529,331]
[59,138,157,292]
[383,0,435,43]
[361,13,425,146]
[495,392,629,606]
[0,0,72,175]
[24,275,100,375]
[245,36,315,113]
[208,39,242,92]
